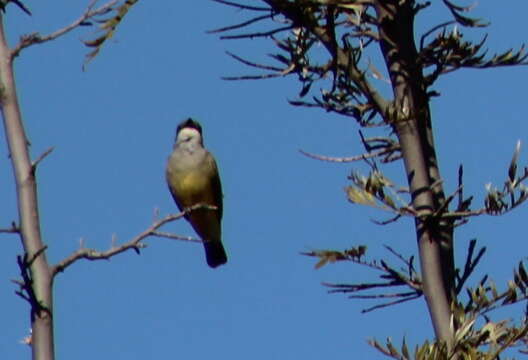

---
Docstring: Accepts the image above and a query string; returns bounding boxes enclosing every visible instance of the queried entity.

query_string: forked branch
[50,204,213,277]
[11,0,119,59]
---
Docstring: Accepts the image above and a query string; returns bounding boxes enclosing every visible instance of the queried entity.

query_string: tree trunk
[373,0,455,345]
[0,13,55,360]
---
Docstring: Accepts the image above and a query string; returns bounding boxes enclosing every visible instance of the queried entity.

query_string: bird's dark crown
[177,118,202,135]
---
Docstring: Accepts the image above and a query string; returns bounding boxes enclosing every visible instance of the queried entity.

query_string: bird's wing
[206,152,223,220]
[165,153,186,213]
[167,179,185,213]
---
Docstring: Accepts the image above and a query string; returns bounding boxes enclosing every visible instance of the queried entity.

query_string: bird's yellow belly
[180,172,208,192]
[173,171,214,205]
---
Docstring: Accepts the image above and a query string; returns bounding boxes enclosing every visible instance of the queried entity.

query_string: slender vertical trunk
[373,0,455,344]
[0,14,55,360]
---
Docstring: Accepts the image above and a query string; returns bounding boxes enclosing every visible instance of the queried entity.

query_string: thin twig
[27,245,48,265]
[222,73,285,81]
[208,14,272,34]
[325,281,400,292]
[371,213,402,225]
[433,184,462,217]
[225,50,284,71]
[349,290,418,299]
[5,0,31,15]
[384,245,414,272]
[0,221,19,234]
[419,20,456,51]
[11,0,119,59]
[220,25,292,40]
[457,164,464,209]
[31,146,55,170]
[50,204,213,277]
[361,294,421,313]
[150,231,201,243]
[299,147,397,163]
[456,239,486,294]
[210,0,270,11]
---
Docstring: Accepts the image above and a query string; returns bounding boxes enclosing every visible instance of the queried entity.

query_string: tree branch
[0,10,55,358]
[1,0,31,15]
[31,146,54,171]
[299,145,400,163]
[0,221,19,234]
[11,0,118,59]
[51,205,212,277]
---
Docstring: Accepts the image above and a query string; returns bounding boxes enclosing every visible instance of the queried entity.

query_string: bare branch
[0,221,19,234]
[220,25,293,40]
[150,231,201,243]
[210,0,270,12]
[51,213,178,276]
[432,184,462,218]
[384,245,417,275]
[31,146,54,171]
[360,294,421,313]
[299,147,398,163]
[11,0,118,59]
[208,14,273,34]
[50,204,214,277]
[371,213,402,225]
[457,165,464,209]
[456,239,486,294]
[0,10,55,357]
[306,244,422,312]
[27,245,48,265]
[222,73,285,81]
[225,50,284,72]
[1,0,32,15]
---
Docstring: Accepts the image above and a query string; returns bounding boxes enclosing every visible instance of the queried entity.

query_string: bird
[166,118,227,268]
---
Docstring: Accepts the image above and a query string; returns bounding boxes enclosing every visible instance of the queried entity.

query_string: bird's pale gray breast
[170,146,209,173]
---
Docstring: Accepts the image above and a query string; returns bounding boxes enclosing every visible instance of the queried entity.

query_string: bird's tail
[204,240,227,268]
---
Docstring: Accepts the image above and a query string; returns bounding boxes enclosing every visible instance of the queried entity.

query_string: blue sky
[1,1,528,359]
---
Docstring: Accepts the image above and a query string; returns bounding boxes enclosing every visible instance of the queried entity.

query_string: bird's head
[175,118,204,146]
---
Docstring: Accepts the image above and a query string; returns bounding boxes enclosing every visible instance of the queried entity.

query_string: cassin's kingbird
[166,118,227,268]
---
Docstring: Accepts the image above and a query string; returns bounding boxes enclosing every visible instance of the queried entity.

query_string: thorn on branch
[31,146,55,172]
[0,221,20,234]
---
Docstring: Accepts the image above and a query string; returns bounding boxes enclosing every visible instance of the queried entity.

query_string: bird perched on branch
[166,118,227,268]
